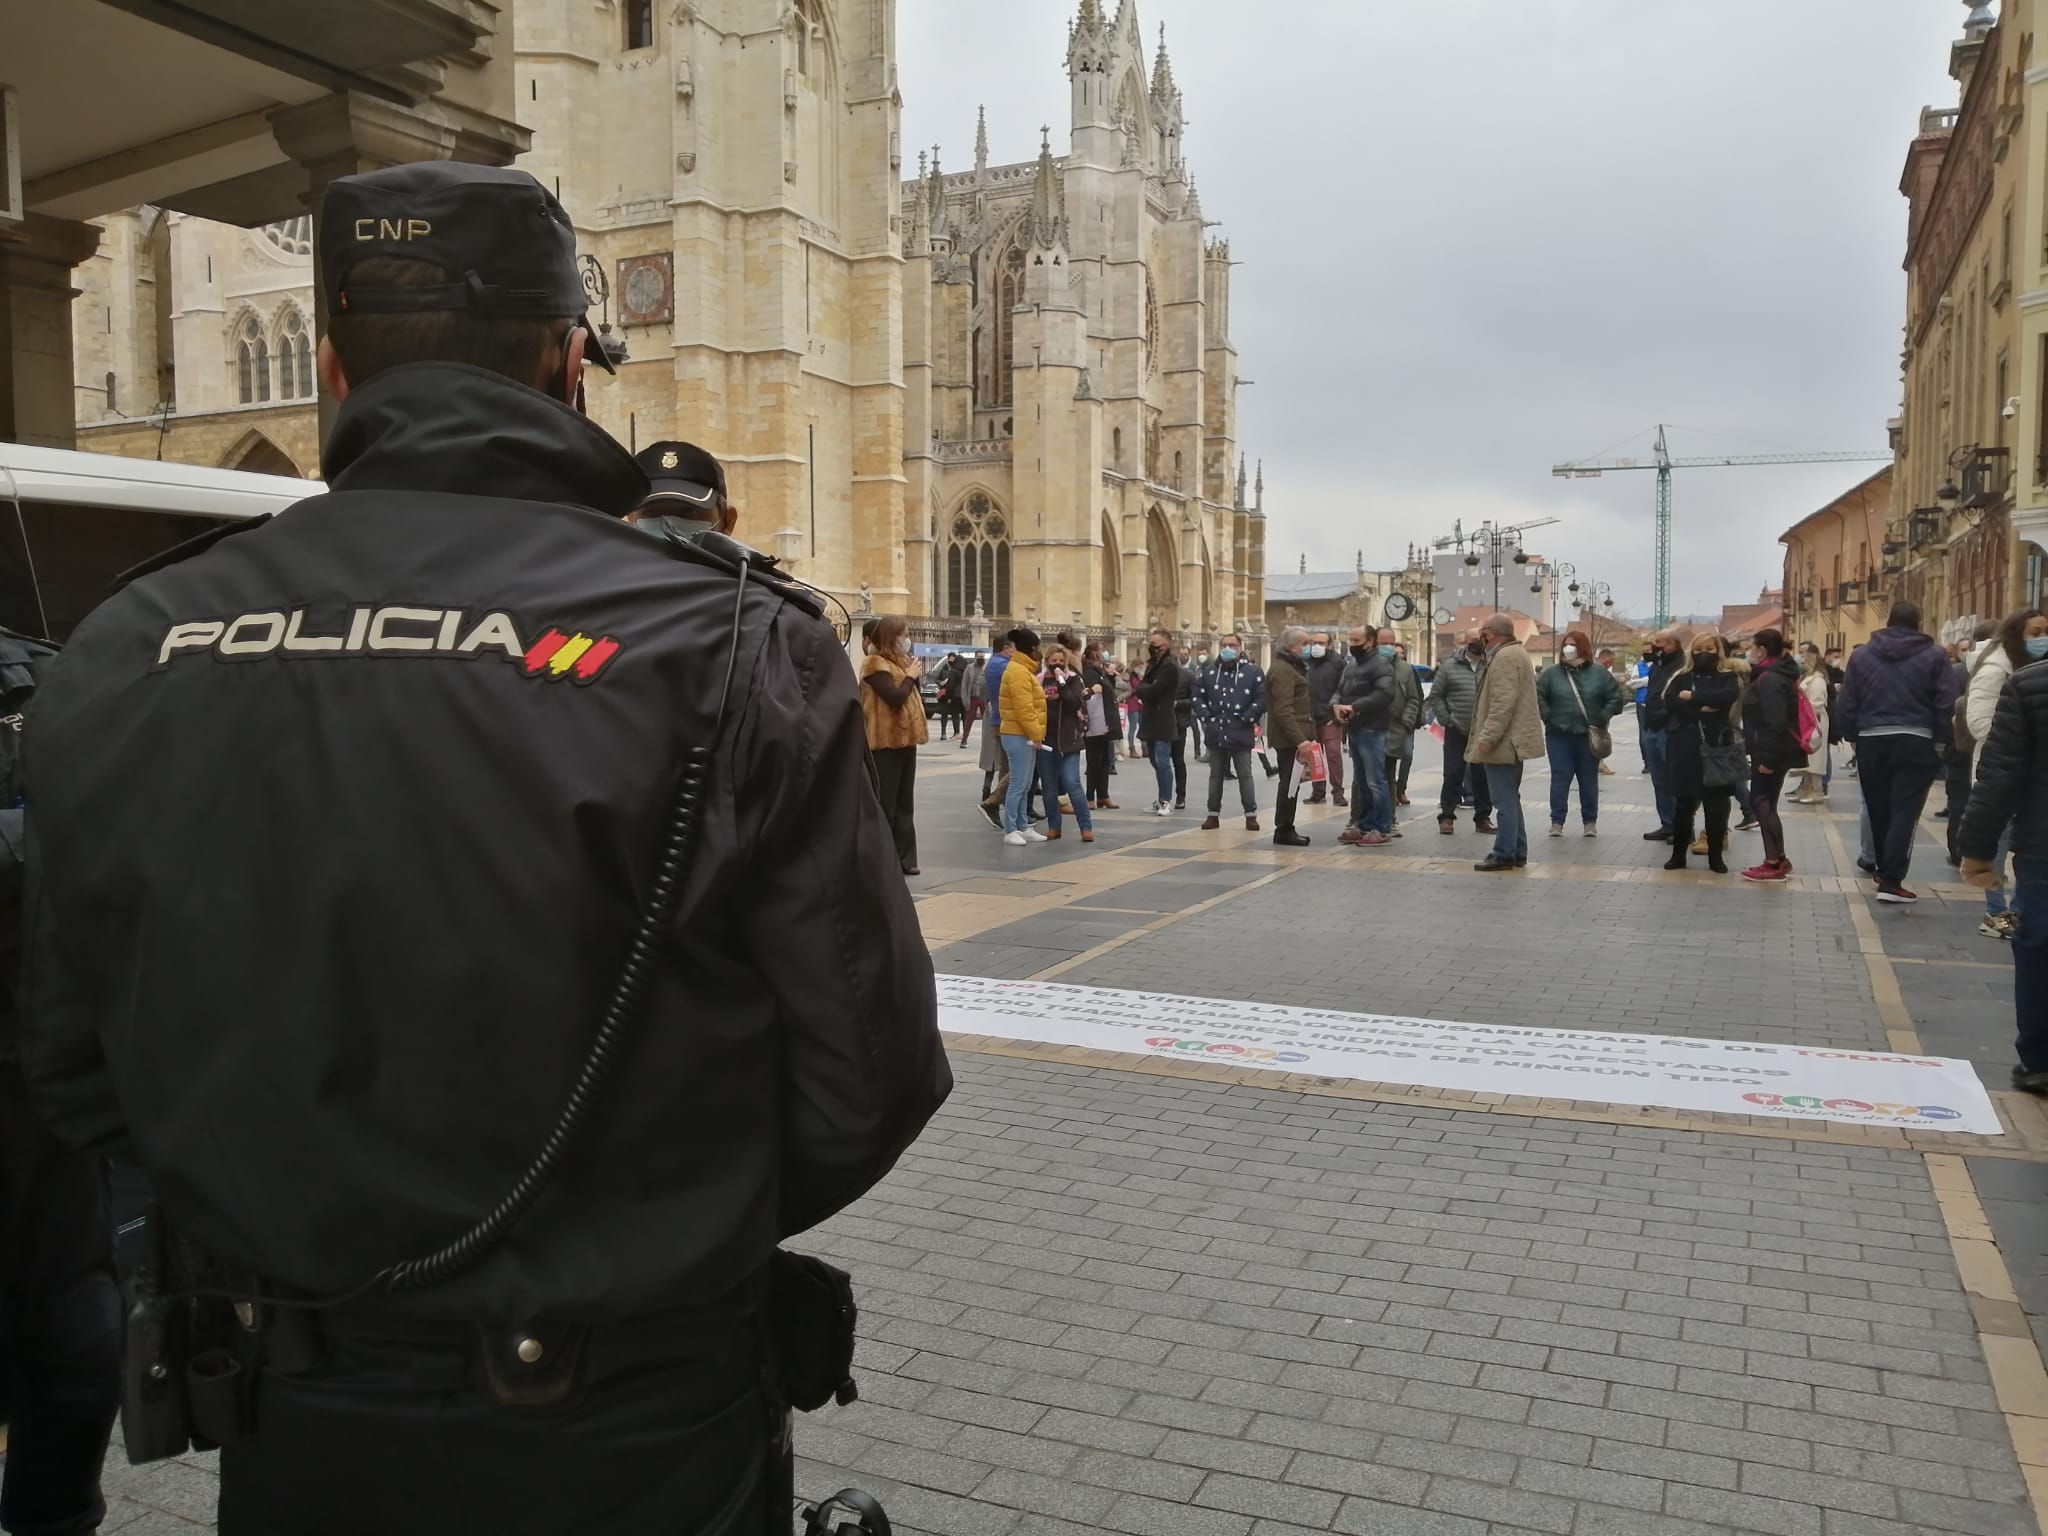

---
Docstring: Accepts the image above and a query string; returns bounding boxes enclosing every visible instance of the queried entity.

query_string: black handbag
[769,1249,859,1412]
[1699,725,1747,790]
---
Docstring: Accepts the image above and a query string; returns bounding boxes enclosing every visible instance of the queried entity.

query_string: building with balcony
[1780,466,1893,652]
[1888,2,2039,641]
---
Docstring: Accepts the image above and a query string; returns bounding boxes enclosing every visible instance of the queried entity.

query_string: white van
[0,443,321,639]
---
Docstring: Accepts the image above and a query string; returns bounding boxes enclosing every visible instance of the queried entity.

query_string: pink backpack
[1795,686,1820,755]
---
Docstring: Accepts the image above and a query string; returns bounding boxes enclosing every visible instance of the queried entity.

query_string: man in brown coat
[1265,626,1318,847]
[1467,612,1544,871]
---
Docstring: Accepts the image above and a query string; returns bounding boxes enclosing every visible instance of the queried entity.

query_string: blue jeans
[2015,858,2048,1071]
[1987,819,2022,917]
[1044,751,1092,835]
[1484,760,1528,860]
[1546,730,1599,827]
[1642,724,1675,828]
[1002,735,1038,832]
[1149,738,1175,805]
[1348,728,1390,833]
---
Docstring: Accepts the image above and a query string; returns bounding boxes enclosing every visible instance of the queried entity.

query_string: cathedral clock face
[625,265,665,315]
[1384,591,1416,623]
[615,253,675,326]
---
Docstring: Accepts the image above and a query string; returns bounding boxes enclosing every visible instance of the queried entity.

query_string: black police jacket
[20,362,950,1323]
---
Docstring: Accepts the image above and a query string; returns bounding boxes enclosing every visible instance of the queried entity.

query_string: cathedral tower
[518,0,906,608]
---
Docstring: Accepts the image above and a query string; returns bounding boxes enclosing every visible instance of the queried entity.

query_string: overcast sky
[900,0,1965,623]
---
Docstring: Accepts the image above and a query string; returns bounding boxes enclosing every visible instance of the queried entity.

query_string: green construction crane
[1552,426,1892,627]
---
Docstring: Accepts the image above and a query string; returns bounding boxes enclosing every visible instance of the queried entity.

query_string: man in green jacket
[1385,640,1425,815]
[1264,626,1318,847]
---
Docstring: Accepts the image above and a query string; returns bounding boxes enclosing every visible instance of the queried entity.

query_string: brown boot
[1201,816,1221,830]
[1044,828,1062,840]
[1245,816,1260,832]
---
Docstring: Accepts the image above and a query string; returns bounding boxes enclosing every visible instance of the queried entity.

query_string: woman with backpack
[1790,643,1831,804]
[1738,629,1807,882]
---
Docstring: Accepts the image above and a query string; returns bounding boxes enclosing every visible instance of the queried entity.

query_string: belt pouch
[185,1347,247,1446]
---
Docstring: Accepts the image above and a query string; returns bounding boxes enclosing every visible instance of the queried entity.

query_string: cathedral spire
[1255,460,1265,513]
[926,147,953,249]
[1075,0,1102,30]
[907,149,932,255]
[1028,126,1066,250]
[1236,455,1248,510]
[1152,21,1177,97]
[974,105,989,176]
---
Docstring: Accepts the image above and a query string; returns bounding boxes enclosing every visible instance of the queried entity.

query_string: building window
[236,315,270,405]
[625,0,654,50]
[941,493,1012,618]
[104,371,116,415]
[260,216,312,257]
[276,311,313,400]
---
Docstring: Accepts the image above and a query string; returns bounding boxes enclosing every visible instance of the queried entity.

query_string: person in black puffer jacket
[1738,629,1807,882]
[1960,656,2048,1092]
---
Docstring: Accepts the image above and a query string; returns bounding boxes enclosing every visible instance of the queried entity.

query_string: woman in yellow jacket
[998,627,1048,845]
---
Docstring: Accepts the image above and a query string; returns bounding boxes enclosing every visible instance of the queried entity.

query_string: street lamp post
[1540,562,1576,649]
[1578,580,1616,650]
[1459,521,1533,612]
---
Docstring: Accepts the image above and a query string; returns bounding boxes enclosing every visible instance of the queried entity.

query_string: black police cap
[634,441,727,512]
[320,161,616,373]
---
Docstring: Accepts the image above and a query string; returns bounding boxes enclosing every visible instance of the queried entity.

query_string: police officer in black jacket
[19,163,948,1535]
[0,628,122,1536]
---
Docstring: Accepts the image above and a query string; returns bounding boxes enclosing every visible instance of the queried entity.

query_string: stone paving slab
[795,1051,2029,1536]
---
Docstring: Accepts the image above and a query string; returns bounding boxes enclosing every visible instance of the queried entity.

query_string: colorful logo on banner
[1740,1092,1963,1122]
[1144,1036,1312,1065]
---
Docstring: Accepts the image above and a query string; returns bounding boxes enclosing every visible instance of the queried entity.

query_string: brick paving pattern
[80,736,2044,1534]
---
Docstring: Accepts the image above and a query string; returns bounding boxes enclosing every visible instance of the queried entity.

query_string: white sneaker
[1003,830,1028,846]
[1154,802,1173,816]
[1024,828,1049,842]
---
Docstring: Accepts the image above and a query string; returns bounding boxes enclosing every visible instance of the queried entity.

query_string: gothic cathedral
[70,0,1269,643]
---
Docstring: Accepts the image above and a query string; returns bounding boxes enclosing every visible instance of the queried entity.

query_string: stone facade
[72,210,321,475]
[902,0,1266,644]
[65,0,1271,638]
[1889,6,2034,641]
[1780,466,1893,653]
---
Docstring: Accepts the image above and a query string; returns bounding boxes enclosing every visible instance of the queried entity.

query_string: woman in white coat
[1966,608,2048,937]
[1791,643,1831,804]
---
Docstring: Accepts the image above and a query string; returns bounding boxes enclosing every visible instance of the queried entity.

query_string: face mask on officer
[1218,646,1240,663]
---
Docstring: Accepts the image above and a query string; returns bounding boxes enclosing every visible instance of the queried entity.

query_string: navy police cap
[320,161,616,373]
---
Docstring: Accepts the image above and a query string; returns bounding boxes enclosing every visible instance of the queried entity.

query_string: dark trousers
[1174,714,1196,803]
[959,698,984,746]
[218,1335,786,1536]
[1275,751,1301,834]
[0,1064,122,1536]
[1440,728,1492,822]
[1671,793,1732,866]
[1084,736,1114,803]
[2015,858,2048,1072]
[1945,750,1973,862]
[1384,748,1413,800]
[1483,761,1527,861]
[1634,702,1650,769]
[1751,770,1788,865]
[1858,734,1941,888]
[870,745,919,873]
[1207,747,1258,815]
[1545,730,1599,827]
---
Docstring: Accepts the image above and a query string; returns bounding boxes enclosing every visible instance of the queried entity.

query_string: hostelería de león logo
[155,606,624,684]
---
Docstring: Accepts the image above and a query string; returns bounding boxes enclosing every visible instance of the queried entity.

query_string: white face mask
[1562,645,1579,663]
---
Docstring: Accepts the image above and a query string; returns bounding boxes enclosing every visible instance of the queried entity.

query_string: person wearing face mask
[1536,629,1622,837]
[1192,633,1267,830]
[1080,642,1120,810]
[1333,625,1398,845]
[1835,601,1963,903]
[1638,630,1689,841]
[858,615,929,876]
[1465,613,1545,871]
[1304,630,1349,807]
[1791,644,1832,804]
[1737,629,1806,881]
[1135,629,1184,816]
[1426,631,1494,836]
[1263,628,1319,846]
[1172,647,1201,808]
[1660,634,1742,872]
[1385,639,1425,813]
[1961,608,2048,936]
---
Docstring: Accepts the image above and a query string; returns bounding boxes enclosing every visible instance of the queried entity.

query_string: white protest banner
[937,975,2001,1136]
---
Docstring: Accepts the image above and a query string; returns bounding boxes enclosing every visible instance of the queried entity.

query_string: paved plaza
[88,727,2048,1535]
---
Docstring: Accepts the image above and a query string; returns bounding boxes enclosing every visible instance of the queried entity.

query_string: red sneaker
[1337,828,1366,846]
[1740,862,1787,883]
